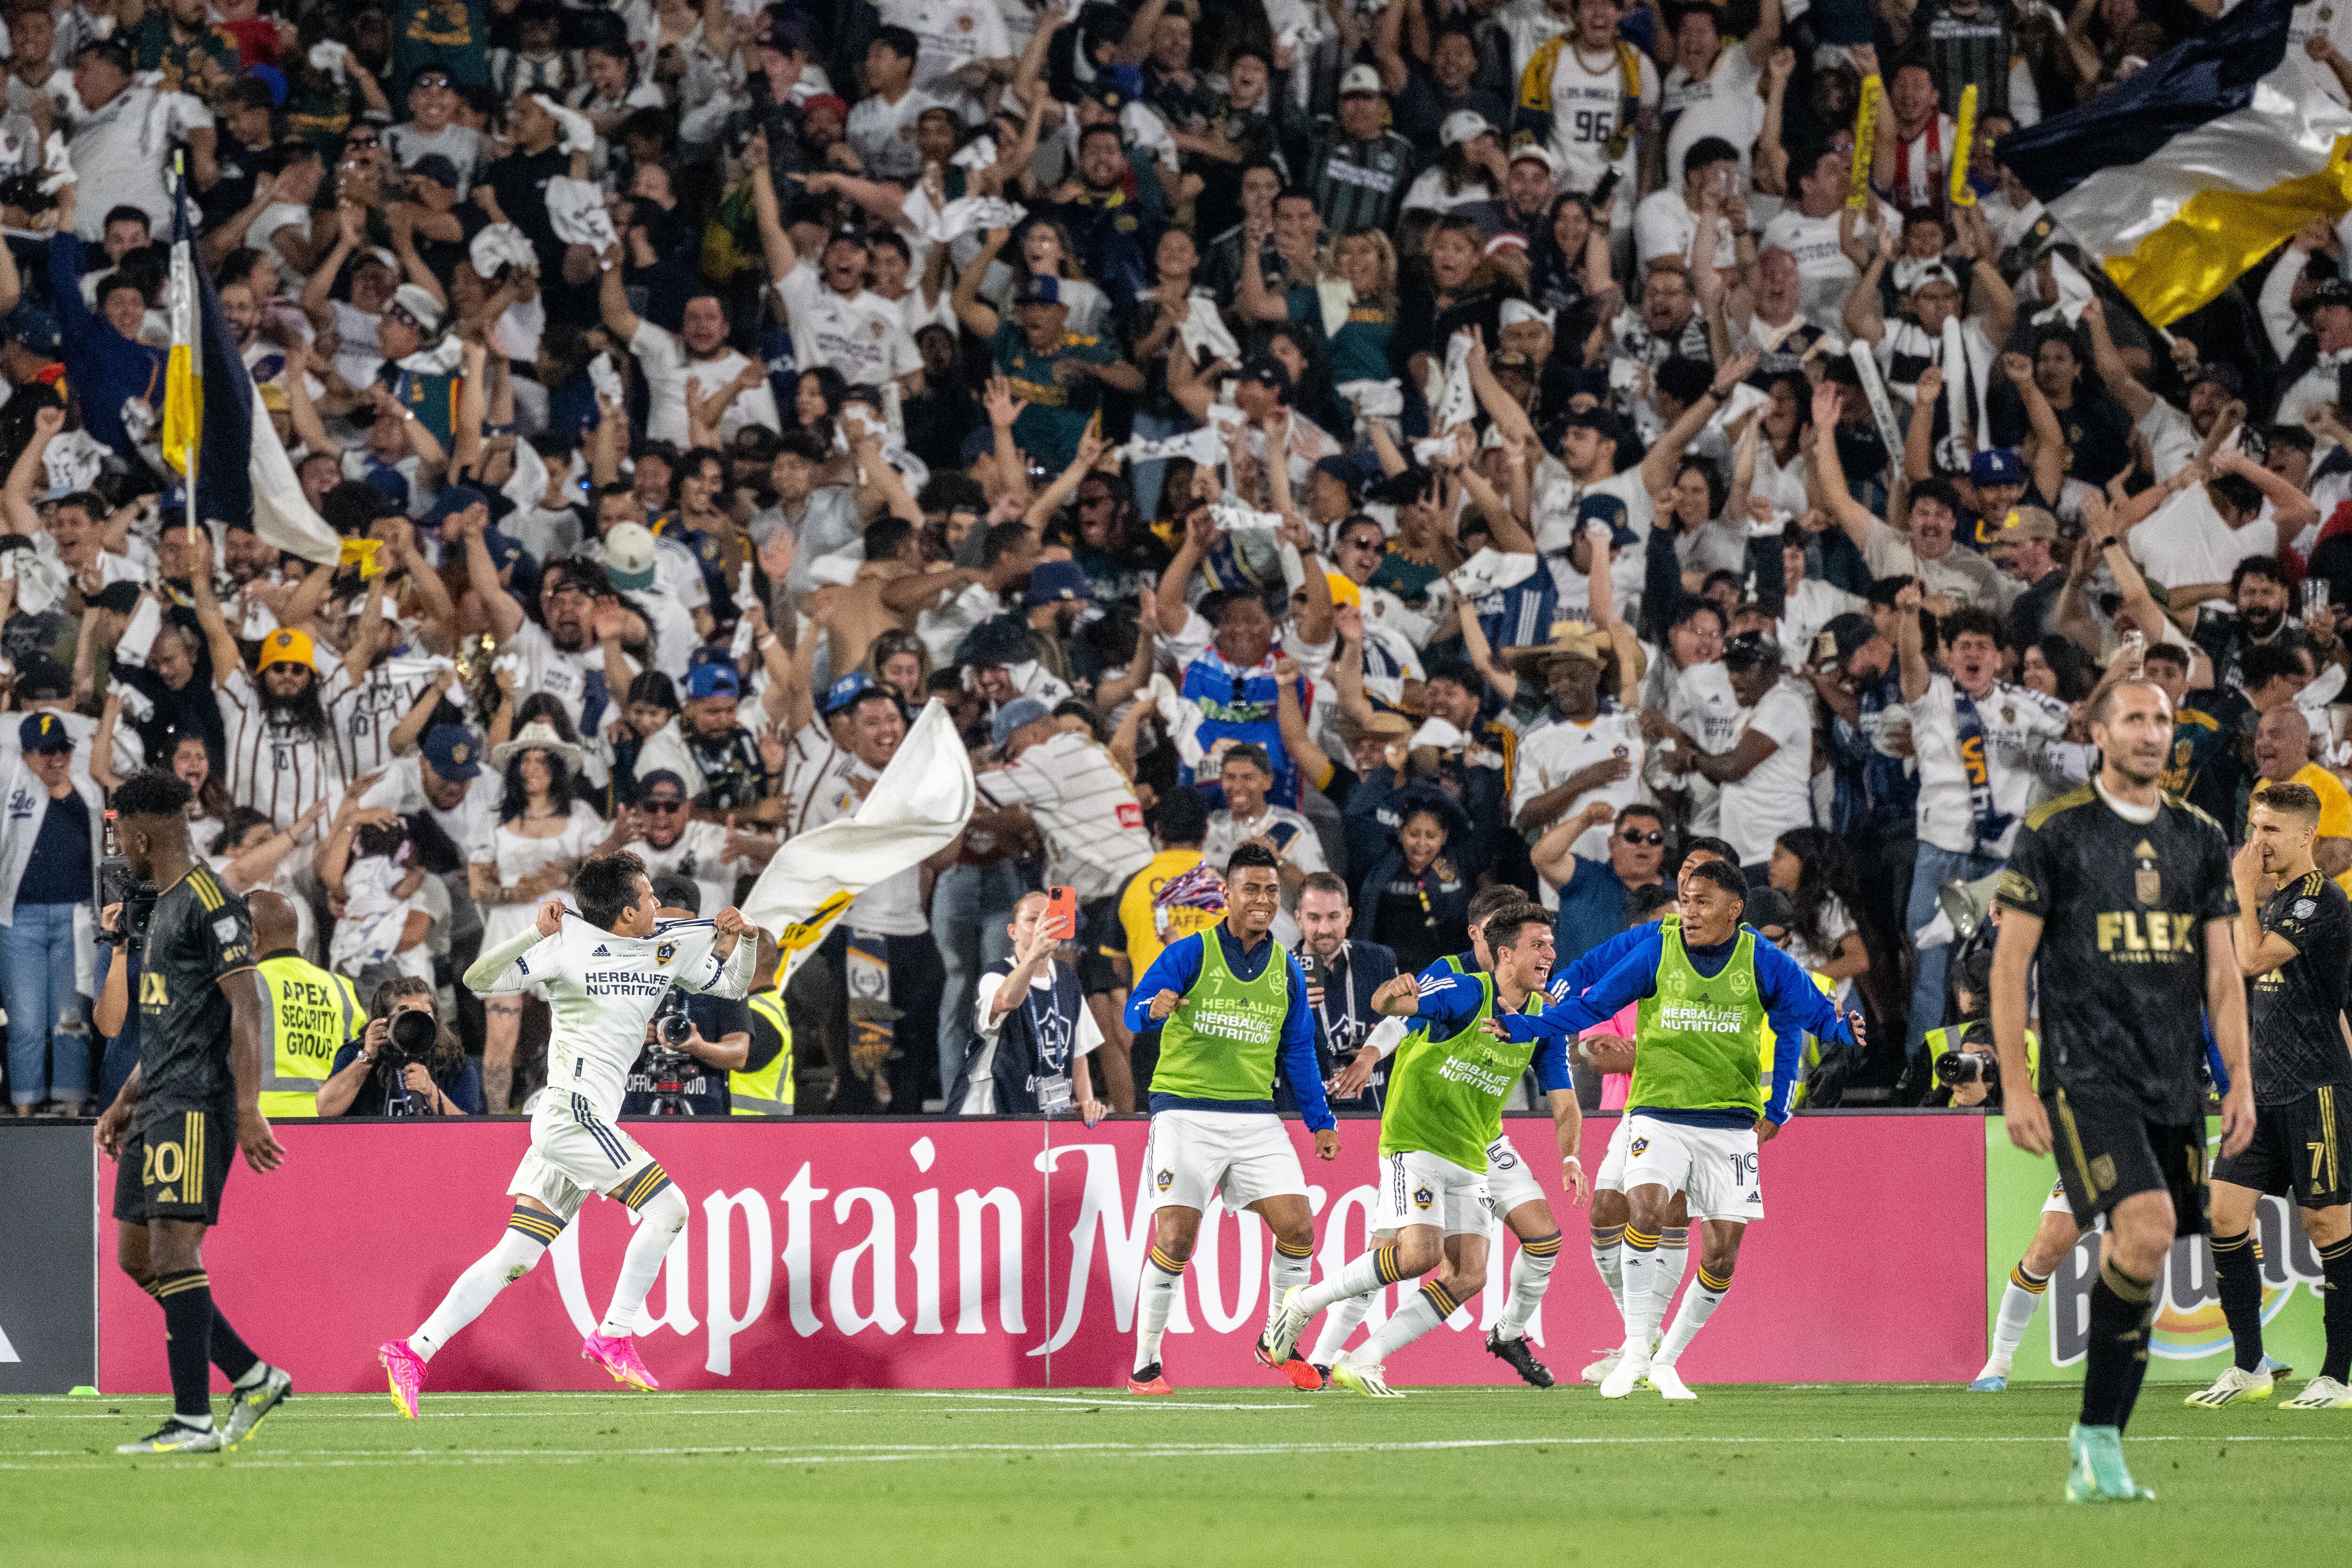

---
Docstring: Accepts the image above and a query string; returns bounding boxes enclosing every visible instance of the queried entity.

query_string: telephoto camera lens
[390,1009,440,1060]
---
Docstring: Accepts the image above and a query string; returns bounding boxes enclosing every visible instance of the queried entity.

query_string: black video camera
[100,855,158,942]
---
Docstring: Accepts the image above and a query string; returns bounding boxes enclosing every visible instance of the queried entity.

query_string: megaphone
[1937,870,2006,944]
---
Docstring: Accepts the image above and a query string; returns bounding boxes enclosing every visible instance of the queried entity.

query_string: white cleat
[1263,1286,1313,1367]
[1597,1344,1651,1400]
[1581,1348,1622,1385]
[2184,1365,2273,1409]
[2284,1375,2352,1409]
[1646,1362,1697,1401]
[1328,1358,1404,1399]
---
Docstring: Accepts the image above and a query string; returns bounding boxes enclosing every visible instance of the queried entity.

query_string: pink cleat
[379,1339,426,1418]
[582,1332,660,1392]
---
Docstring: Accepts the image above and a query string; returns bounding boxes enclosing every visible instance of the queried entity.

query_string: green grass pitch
[5,1382,2345,1565]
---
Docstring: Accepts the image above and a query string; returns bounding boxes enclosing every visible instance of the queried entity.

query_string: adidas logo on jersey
[593,945,610,956]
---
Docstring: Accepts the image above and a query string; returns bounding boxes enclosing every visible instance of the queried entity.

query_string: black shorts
[112,1106,235,1227]
[2047,1088,2209,1238]
[2212,1086,2352,1210]
[1077,896,1124,998]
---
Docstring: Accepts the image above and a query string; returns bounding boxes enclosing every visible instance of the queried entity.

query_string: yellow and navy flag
[1998,0,2352,327]
[160,191,201,481]
[161,177,341,565]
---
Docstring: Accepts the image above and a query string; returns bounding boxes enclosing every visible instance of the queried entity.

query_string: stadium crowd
[0,0,2340,1121]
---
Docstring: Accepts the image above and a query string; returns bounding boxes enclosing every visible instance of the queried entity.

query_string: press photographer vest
[255,952,364,1118]
[732,988,795,1116]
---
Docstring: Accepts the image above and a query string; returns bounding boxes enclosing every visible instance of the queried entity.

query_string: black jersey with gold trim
[2249,869,2352,1105]
[135,863,256,1116]
[1996,784,2236,1121]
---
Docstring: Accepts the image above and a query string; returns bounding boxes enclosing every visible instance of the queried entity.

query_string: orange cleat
[1127,1361,1173,1394]
[1257,1334,1323,1390]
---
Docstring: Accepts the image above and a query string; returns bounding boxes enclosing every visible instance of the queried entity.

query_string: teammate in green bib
[1263,904,1578,1397]
[1517,861,1862,1400]
[1123,844,1339,1394]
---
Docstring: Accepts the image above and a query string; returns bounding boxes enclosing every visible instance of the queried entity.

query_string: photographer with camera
[1924,940,2029,1112]
[619,876,753,1116]
[319,977,481,1117]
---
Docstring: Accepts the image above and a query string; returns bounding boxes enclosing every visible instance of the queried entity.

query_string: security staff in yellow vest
[736,933,793,1116]
[246,891,365,1117]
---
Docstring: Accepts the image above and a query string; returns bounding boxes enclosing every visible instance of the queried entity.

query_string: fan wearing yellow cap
[189,544,353,830]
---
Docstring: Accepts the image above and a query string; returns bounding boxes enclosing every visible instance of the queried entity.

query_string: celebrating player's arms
[1988,677,2250,1502]
[1507,859,1860,1401]
[379,852,759,1416]
[93,769,294,1455]
[1263,905,1579,1398]
[1118,843,1339,1396]
[2187,784,2352,1410]
[1309,888,1586,1388]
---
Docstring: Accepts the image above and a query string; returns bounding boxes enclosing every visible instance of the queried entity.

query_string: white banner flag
[741,700,975,982]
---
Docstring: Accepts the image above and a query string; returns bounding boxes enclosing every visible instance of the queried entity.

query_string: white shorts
[1619,1114,1763,1224]
[2042,1178,2072,1217]
[1595,1116,1634,1193]
[507,1093,657,1223]
[1379,1147,1490,1235]
[1483,1133,1548,1220]
[1144,1109,1308,1214]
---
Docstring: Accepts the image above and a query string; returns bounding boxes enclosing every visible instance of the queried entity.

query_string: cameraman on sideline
[619,876,754,1116]
[1924,942,2026,1111]
[319,978,481,1117]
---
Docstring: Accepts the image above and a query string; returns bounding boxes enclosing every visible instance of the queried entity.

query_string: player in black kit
[91,770,292,1454]
[1991,677,2254,1504]
[2188,781,2352,1410]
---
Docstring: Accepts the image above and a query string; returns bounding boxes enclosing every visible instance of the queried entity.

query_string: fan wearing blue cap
[954,224,1144,470]
[676,660,772,815]
[1955,447,2038,552]
[2,709,102,1114]
[1025,558,1093,640]
[353,723,498,844]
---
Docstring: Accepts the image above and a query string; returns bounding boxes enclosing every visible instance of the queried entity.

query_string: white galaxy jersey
[1540,41,1658,199]
[510,914,753,1120]
[334,655,451,780]
[218,665,355,828]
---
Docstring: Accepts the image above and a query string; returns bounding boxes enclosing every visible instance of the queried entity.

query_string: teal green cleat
[2065,1423,2155,1503]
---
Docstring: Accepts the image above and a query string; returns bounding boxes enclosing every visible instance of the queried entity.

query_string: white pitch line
[8,1431,2349,1474]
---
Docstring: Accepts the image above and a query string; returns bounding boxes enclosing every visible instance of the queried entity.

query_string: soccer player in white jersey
[377,852,757,1411]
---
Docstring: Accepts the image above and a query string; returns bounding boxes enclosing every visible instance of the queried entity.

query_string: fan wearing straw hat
[1505,616,1648,870]
[468,717,620,1112]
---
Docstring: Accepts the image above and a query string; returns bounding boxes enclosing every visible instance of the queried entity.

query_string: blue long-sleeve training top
[1125,925,1336,1131]
[1524,926,1858,1125]
[1408,959,1575,1096]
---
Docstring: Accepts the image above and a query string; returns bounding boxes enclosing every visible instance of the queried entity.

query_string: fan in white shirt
[745,142,929,397]
[847,29,948,180]
[596,270,782,449]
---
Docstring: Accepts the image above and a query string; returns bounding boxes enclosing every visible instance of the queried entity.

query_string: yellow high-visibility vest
[732,988,794,1115]
[255,954,364,1117]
